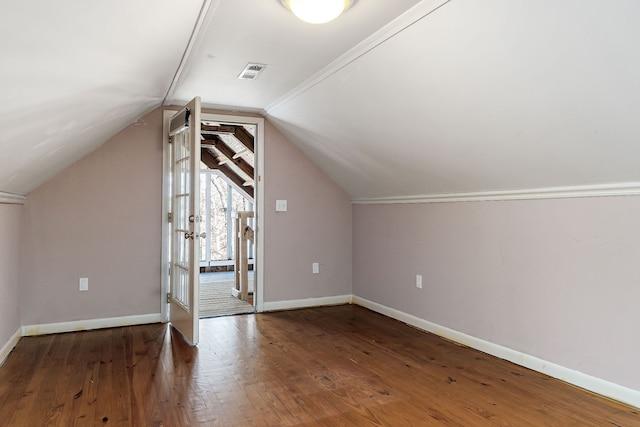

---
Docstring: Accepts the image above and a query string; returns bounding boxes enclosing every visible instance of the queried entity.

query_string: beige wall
[21,109,164,325]
[19,107,353,325]
[263,120,352,302]
[0,204,22,345]
[353,196,640,391]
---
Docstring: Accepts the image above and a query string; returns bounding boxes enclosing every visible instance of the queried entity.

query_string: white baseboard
[22,313,162,337]
[353,296,640,410]
[262,294,352,312]
[0,327,22,366]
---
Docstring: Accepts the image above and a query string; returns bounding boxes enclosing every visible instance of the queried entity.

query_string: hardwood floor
[0,305,637,426]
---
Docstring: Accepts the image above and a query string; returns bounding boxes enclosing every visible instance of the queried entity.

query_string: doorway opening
[198,120,256,318]
[162,110,264,330]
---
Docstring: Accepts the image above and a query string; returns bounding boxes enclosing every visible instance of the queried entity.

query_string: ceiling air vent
[238,63,267,80]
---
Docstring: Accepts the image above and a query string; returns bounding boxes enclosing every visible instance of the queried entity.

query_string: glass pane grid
[171,129,192,310]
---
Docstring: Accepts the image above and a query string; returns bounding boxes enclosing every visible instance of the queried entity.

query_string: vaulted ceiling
[3,0,640,199]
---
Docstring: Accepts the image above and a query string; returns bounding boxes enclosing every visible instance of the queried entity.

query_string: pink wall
[19,107,352,325]
[21,109,164,324]
[263,120,352,302]
[0,204,22,345]
[353,197,640,391]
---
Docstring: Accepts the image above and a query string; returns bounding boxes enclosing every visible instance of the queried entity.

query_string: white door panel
[168,97,201,345]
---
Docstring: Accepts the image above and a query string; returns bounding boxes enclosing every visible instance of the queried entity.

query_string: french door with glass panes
[168,97,201,345]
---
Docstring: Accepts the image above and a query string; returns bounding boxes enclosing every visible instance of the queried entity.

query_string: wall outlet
[79,277,89,291]
[312,262,319,274]
[416,274,422,289]
[276,199,287,212]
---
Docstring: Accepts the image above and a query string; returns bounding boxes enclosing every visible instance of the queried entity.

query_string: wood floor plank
[0,305,638,426]
[17,333,71,425]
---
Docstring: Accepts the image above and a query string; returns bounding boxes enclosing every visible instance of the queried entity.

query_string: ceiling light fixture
[280,0,355,24]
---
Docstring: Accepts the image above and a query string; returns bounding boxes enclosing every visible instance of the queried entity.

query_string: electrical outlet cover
[276,199,287,212]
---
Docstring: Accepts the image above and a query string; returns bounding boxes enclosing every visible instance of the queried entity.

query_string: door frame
[161,110,265,322]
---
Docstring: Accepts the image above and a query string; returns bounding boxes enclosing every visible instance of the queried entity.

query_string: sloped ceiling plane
[2,0,640,199]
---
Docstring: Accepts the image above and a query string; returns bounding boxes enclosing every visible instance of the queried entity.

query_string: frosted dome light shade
[284,0,352,24]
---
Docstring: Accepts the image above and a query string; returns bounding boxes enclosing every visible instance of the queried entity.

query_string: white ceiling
[0,0,204,195]
[168,0,422,110]
[3,0,640,199]
[267,0,640,199]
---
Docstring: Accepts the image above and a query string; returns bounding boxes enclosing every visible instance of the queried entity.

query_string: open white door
[168,97,201,345]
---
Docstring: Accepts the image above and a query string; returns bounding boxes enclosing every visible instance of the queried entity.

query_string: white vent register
[238,63,267,80]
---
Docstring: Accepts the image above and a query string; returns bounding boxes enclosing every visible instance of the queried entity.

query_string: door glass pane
[172,130,191,309]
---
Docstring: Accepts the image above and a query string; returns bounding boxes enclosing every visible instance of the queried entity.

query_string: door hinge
[166,292,171,303]
[168,135,173,144]
[168,212,173,223]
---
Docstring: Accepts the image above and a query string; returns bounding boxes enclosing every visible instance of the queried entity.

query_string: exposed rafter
[201,134,254,178]
[201,148,254,199]
[199,122,255,199]
[201,124,254,152]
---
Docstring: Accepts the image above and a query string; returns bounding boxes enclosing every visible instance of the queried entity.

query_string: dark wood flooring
[0,305,637,426]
